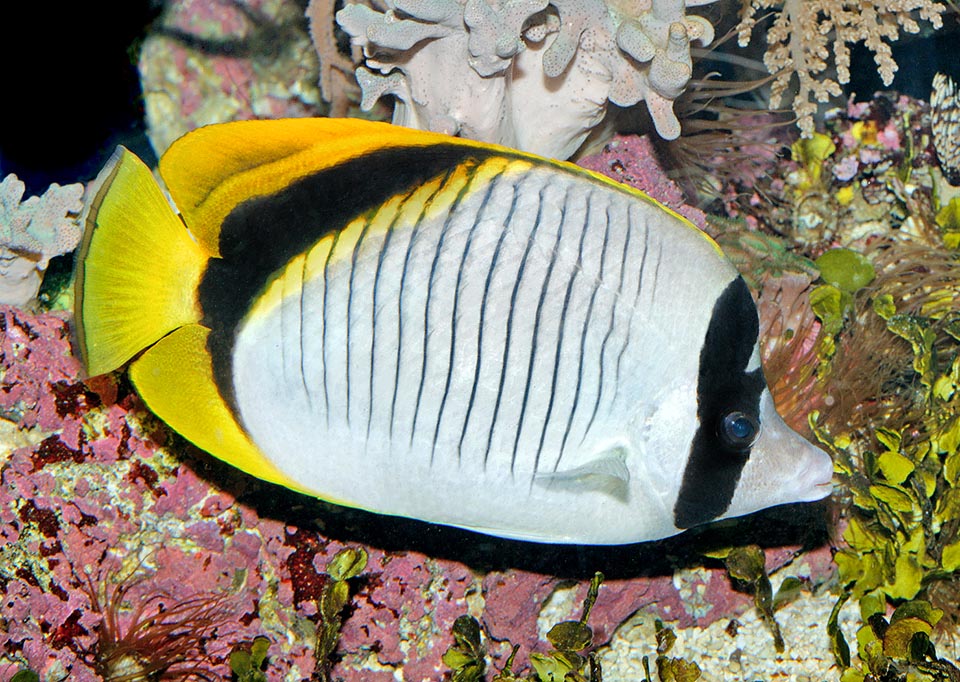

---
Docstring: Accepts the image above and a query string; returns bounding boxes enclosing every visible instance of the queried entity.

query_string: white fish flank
[231,158,730,542]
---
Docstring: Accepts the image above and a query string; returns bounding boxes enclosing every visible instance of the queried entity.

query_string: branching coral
[326,0,719,159]
[0,175,82,307]
[735,0,946,137]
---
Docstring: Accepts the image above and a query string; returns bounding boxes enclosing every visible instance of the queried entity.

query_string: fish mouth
[793,456,836,500]
[803,477,837,501]
[815,479,837,493]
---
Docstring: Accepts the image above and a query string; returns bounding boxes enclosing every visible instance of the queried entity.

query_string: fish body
[76,118,833,544]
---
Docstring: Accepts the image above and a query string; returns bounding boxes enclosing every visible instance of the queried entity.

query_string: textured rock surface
[138,0,322,157]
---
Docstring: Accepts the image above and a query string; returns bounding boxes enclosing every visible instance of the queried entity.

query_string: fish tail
[75,147,210,377]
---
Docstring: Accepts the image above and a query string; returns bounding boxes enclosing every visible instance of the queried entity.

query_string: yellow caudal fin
[75,147,210,377]
[129,323,306,491]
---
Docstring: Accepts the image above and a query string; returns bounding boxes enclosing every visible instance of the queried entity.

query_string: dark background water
[0,2,162,196]
[1,1,958,197]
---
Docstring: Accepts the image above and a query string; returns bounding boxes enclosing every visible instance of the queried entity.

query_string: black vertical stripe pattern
[536,190,592,474]
[367,195,410,439]
[487,186,546,471]
[557,195,609,468]
[298,255,310,406]
[345,212,373,429]
[514,185,569,479]
[611,218,649,407]
[432,173,503,464]
[673,276,766,529]
[390,171,455,439]
[583,201,630,442]
[460,182,520,459]
[321,230,341,428]
[411,163,479,448]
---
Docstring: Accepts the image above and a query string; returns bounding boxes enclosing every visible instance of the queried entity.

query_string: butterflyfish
[75,118,834,544]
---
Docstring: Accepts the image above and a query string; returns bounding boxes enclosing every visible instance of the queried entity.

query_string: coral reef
[0,294,835,678]
[138,0,322,156]
[328,0,719,159]
[710,88,954,251]
[734,0,947,137]
[0,176,82,307]
[693,83,960,679]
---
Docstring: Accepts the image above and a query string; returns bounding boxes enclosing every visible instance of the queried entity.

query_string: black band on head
[673,276,766,529]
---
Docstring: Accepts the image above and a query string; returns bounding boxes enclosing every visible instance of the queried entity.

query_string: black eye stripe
[674,276,767,529]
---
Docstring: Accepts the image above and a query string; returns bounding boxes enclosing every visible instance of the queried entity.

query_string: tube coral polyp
[82,568,235,682]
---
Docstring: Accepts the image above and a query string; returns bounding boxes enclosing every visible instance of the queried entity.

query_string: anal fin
[129,324,306,494]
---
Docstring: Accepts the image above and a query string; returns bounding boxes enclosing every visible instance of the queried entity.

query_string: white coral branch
[738,0,946,137]
[336,0,721,158]
[0,175,83,306]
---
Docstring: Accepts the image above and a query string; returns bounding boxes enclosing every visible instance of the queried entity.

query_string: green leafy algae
[443,573,605,682]
[791,133,836,188]
[816,248,876,293]
[811,281,960,678]
[10,671,40,682]
[935,196,960,249]
[640,620,701,682]
[229,636,271,682]
[315,547,368,682]
[810,249,877,371]
[442,616,486,682]
[704,545,802,653]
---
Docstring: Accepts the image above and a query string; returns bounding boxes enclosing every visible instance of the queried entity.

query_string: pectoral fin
[534,447,631,502]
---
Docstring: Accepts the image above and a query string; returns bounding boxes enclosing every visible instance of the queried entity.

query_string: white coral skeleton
[0,175,83,307]
[335,0,719,159]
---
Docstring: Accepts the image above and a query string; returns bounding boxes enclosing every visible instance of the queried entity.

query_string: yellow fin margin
[130,324,307,493]
[158,117,723,259]
[159,118,461,257]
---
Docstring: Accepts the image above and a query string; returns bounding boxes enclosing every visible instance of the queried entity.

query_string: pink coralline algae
[138,0,322,156]
[0,304,835,679]
[577,134,708,230]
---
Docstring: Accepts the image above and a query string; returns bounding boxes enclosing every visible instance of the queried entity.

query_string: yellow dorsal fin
[129,323,307,493]
[158,118,479,257]
[158,117,722,258]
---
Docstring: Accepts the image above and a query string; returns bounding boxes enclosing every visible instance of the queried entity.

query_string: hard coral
[328,0,719,159]
[735,0,946,137]
[0,176,82,307]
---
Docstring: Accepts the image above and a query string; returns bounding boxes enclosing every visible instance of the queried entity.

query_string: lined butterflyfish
[75,118,833,544]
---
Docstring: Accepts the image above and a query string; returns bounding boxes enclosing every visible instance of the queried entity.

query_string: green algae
[443,573,605,682]
[229,636,271,682]
[9,670,40,682]
[641,620,701,682]
[811,284,960,679]
[315,547,368,682]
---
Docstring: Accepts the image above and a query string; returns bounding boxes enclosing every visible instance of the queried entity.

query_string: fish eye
[718,411,760,452]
